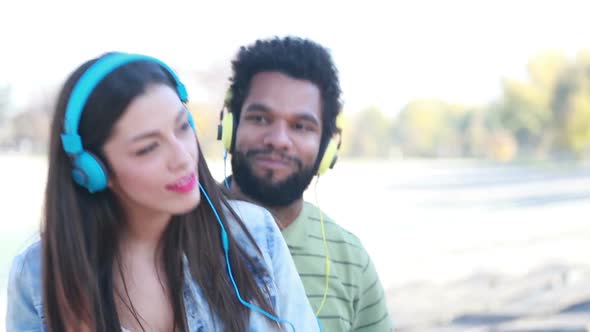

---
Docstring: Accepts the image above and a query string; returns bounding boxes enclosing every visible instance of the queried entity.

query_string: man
[219,36,394,331]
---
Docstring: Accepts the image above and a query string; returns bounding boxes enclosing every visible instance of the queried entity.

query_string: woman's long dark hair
[42,54,277,332]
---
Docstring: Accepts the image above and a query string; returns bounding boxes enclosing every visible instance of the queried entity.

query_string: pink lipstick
[166,173,197,193]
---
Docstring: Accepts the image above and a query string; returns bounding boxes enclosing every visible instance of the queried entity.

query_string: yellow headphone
[217,91,342,176]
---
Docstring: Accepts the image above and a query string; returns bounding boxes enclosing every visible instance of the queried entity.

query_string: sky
[1,0,589,116]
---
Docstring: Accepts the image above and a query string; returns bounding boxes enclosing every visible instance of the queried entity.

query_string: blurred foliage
[341,106,392,158]
[187,101,224,158]
[364,48,590,161]
[343,49,590,161]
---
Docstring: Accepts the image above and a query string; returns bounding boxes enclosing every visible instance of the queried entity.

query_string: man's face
[231,71,322,207]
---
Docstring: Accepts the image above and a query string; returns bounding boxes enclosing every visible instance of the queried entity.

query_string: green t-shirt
[282,202,394,331]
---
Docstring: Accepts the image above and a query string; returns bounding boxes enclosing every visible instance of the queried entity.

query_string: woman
[6,52,317,332]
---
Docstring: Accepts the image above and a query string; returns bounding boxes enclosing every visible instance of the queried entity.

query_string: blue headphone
[61,52,194,193]
[61,52,297,331]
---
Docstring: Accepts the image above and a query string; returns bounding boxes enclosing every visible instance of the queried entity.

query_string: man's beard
[231,148,316,207]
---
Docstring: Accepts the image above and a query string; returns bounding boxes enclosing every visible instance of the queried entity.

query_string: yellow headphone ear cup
[221,112,234,151]
[335,113,344,130]
[317,138,339,176]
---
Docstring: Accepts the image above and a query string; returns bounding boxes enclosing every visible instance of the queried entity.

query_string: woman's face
[103,84,200,219]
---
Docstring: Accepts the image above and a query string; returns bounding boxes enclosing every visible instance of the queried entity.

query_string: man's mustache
[245,148,303,169]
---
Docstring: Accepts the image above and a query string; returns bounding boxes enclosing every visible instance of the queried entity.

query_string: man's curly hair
[228,36,342,161]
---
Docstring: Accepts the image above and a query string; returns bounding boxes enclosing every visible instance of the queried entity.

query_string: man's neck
[229,178,303,230]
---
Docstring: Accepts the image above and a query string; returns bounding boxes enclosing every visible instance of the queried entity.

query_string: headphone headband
[62,53,188,154]
[60,52,191,193]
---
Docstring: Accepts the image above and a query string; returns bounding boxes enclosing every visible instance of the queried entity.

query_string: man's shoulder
[301,201,363,246]
[300,201,370,266]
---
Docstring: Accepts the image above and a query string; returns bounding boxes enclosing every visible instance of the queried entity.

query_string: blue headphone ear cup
[71,167,88,189]
[72,151,108,193]
[187,111,196,131]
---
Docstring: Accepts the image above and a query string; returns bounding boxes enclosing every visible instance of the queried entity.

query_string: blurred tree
[184,61,232,160]
[342,49,590,161]
[461,108,492,158]
[342,106,392,158]
[393,99,469,158]
[549,50,590,158]
[491,51,568,159]
[7,87,56,153]
[11,110,51,153]
[566,92,590,157]
[557,53,590,157]
[186,101,223,160]
[486,129,518,162]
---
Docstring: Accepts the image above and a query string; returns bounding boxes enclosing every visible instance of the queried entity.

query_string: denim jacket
[6,200,319,332]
